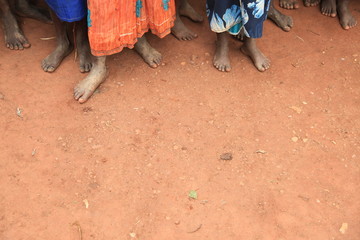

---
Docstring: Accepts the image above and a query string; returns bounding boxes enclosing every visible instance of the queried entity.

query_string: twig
[40,37,56,40]
[296,36,305,42]
[306,29,320,36]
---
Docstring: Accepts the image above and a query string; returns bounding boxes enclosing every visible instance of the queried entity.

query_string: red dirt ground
[1,1,360,239]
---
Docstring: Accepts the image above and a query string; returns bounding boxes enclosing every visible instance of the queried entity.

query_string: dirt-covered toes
[279,0,299,10]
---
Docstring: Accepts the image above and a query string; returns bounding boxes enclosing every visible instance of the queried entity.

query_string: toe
[78,91,92,103]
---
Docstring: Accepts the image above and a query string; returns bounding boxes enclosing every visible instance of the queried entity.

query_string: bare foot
[74,56,107,103]
[41,40,72,72]
[279,0,299,10]
[304,0,320,7]
[321,0,337,17]
[0,0,30,50]
[241,37,270,72]
[5,29,30,50]
[179,0,203,22]
[268,3,294,31]
[134,36,162,68]
[338,0,357,30]
[213,33,231,72]
[171,17,198,41]
[76,19,93,73]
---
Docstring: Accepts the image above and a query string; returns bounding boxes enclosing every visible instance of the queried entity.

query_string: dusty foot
[213,33,231,72]
[179,0,203,22]
[268,4,294,31]
[41,41,73,72]
[338,1,357,30]
[321,0,337,17]
[304,0,320,7]
[241,38,270,72]
[5,29,30,50]
[134,36,162,68]
[171,17,198,41]
[78,49,93,73]
[279,0,299,10]
[74,56,107,103]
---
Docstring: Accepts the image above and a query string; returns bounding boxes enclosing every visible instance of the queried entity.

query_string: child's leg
[213,32,231,72]
[171,0,198,41]
[267,1,293,32]
[74,55,107,103]
[279,0,299,10]
[179,0,203,22]
[337,0,357,29]
[76,18,93,73]
[41,10,72,72]
[241,37,270,72]
[321,0,337,17]
[15,0,52,23]
[0,0,30,50]
[134,35,162,68]
[303,0,320,7]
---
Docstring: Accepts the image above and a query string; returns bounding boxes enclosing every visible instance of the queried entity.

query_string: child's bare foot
[0,0,30,50]
[338,0,357,29]
[213,33,231,72]
[74,56,107,103]
[134,35,162,68]
[304,0,320,7]
[42,42,72,72]
[171,17,198,41]
[76,19,93,73]
[321,0,337,17]
[268,3,294,31]
[241,37,270,72]
[279,0,299,9]
[179,0,203,22]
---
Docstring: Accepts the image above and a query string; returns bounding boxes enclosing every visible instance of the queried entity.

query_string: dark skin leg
[15,0,52,23]
[267,1,293,31]
[171,0,198,41]
[179,0,203,22]
[74,56,107,103]
[321,0,337,17]
[134,35,162,68]
[338,0,357,29]
[41,10,72,72]
[76,18,93,73]
[213,32,231,72]
[240,37,270,72]
[279,0,299,10]
[0,0,30,50]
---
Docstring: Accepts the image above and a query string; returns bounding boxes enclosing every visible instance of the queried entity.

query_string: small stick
[296,36,305,42]
[307,29,320,36]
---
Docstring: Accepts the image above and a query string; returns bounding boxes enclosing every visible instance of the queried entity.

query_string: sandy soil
[0,1,360,239]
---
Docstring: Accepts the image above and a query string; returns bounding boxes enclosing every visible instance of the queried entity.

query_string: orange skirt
[87,0,176,56]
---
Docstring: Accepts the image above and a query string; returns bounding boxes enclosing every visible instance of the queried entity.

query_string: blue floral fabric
[45,0,87,22]
[206,0,270,38]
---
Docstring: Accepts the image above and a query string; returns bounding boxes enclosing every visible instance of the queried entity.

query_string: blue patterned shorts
[206,0,271,38]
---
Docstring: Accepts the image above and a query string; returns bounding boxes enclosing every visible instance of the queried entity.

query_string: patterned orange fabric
[87,0,176,56]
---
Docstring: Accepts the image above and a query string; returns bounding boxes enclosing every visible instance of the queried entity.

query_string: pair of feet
[1,0,52,50]
[214,33,270,73]
[321,0,357,29]
[279,0,357,30]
